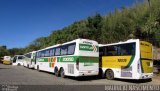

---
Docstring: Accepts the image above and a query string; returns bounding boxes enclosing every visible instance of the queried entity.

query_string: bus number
[118,59,127,62]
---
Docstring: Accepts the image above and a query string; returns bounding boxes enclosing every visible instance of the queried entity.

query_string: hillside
[1,0,160,56]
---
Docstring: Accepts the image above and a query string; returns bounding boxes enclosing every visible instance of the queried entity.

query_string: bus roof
[99,39,139,47]
[36,38,98,52]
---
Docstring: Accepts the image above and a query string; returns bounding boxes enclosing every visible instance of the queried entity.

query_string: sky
[0,0,142,49]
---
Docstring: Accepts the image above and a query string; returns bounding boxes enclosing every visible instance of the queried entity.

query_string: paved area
[0,63,159,86]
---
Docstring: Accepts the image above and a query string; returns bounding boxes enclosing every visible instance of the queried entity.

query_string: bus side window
[18,56,24,60]
[50,48,55,56]
[106,46,118,56]
[37,52,39,58]
[61,45,68,55]
[118,44,128,55]
[38,52,41,58]
[99,47,105,57]
[39,51,43,57]
[118,43,136,56]
[41,51,45,57]
[55,47,61,56]
[45,50,50,57]
[29,53,31,58]
[131,43,136,55]
[68,43,76,55]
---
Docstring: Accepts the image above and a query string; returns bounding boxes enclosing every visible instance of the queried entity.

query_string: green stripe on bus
[58,56,99,63]
[140,59,144,73]
[38,56,99,63]
[79,56,99,63]
[57,56,78,62]
[124,55,135,68]
[38,58,49,62]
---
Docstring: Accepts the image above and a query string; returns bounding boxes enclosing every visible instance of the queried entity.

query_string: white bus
[24,51,36,68]
[35,39,99,77]
[2,56,11,65]
[99,39,153,80]
[12,55,25,66]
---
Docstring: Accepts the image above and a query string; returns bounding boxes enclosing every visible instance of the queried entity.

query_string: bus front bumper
[140,73,153,79]
[3,60,11,65]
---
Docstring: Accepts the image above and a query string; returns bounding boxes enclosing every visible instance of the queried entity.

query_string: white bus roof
[99,39,139,47]
[36,38,98,52]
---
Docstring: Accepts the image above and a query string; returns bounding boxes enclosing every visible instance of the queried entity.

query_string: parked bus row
[8,38,154,80]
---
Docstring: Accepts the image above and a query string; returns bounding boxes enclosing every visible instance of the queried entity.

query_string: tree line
[0,0,160,57]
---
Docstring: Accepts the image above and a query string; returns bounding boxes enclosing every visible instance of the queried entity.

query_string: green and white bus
[35,39,99,77]
[24,51,36,68]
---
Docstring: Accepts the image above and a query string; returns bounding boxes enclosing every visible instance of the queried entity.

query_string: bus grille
[68,64,74,74]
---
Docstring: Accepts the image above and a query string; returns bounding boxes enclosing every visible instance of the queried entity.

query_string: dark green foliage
[8,48,25,57]
[0,46,9,57]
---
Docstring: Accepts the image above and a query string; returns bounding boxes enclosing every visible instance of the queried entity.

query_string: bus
[12,55,25,66]
[2,56,11,65]
[24,51,36,68]
[35,38,99,77]
[99,39,153,80]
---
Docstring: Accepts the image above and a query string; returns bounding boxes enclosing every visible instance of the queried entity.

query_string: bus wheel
[60,68,65,78]
[105,69,114,80]
[54,67,59,77]
[27,64,29,68]
[18,63,21,66]
[37,65,40,71]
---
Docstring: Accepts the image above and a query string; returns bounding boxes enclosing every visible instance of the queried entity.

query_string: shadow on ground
[67,76,102,81]
[25,68,153,84]
[113,78,152,83]
[0,67,11,69]
[66,76,152,84]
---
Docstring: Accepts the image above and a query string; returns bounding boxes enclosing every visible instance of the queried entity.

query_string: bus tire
[60,68,65,78]
[27,64,29,68]
[54,67,59,77]
[105,69,114,80]
[37,65,40,72]
[18,63,21,66]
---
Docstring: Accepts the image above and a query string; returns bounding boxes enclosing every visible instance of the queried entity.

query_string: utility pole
[147,0,151,42]
[148,0,151,17]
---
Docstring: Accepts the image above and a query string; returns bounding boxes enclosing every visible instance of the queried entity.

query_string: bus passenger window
[106,46,118,56]
[68,43,76,55]
[45,50,50,57]
[18,56,24,59]
[118,43,136,56]
[99,47,105,56]
[50,48,55,56]
[55,47,61,56]
[61,46,67,55]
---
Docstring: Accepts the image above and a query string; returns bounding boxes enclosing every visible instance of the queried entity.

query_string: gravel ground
[0,63,159,85]
[0,64,160,91]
